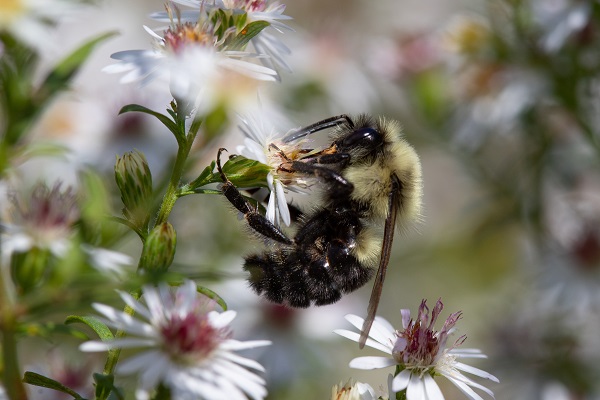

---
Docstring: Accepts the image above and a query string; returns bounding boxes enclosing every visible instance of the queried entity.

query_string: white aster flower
[334,299,499,400]
[0,0,81,52]
[79,280,271,400]
[104,12,277,106]
[151,0,293,78]
[0,182,79,260]
[331,379,378,400]
[0,181,131,275]
[235,113,311,226]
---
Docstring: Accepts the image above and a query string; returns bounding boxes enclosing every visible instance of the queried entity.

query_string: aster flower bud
[114,149,152,229]
[140,222,176,272]
[10,247,54,293]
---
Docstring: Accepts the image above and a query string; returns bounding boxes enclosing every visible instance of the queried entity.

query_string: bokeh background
[4,0,600,399]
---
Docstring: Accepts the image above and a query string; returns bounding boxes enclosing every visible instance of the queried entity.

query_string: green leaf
[40,31,117,97]
[235,12,248,31]
[225,21,270,50]
[65,315,114,341]
[119,104,182,143]
[23,371,86,400]
[94,373,123,400]
[196,286,228,311]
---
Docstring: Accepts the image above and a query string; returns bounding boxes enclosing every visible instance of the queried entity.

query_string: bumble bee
[217,114,422,347]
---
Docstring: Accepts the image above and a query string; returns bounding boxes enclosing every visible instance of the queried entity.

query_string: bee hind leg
[216,148,293,245]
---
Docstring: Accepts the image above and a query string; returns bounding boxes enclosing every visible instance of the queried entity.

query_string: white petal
[91,304,156,337]
[220,339,272,351]
[454,362,499,382]
[142,286,166,325]
[211,359,267,399]
[117,349,167,375]
[333,329,392,354]
[209,310,237,328]
[137,355,171,394]
[407,373,426,400]
[176,279,199,314]
[219,350,265,372]
[374,315,396,336]
[143,25,164,41]
[266,191,276,224]
[274,182,290,226]
[116,291,153,322]
[348,356,397,370]
[392,369,411,392]
[345,314,395,347]
[401,309,411,329]
[423,374,445,400]
[219,58,277,81]
[450,348,487,358]
[445,371,496,398]
[445,376,486,400]
[79,338,157,352]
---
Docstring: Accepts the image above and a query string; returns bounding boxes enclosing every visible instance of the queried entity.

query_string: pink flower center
[161,314,228,360]
[393,319,440,366]
[392,299,463,369]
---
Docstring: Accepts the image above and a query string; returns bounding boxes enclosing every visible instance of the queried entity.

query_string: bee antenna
[283,115,354,143]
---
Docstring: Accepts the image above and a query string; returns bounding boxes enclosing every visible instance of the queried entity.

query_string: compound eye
[340,127,382,150]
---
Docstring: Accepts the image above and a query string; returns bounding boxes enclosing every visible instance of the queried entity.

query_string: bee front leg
[216,148,293,245]
[282,161,354,198]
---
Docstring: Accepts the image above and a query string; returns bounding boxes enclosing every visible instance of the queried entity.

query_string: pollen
[163,23,215,53]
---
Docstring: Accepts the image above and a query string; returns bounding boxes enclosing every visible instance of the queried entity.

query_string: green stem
[1,302,28,400]
[100,108,200,392]
[154,131,197,227]
[101,299,139,378]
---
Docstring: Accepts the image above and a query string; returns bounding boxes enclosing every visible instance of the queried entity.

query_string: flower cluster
[80,280,271,400]
[0,0,513,399]
[104,0,291,110]
[336,299,498,400]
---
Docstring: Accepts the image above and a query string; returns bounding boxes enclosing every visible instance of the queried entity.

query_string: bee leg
[285,161,354,197]
[216,148,293,245]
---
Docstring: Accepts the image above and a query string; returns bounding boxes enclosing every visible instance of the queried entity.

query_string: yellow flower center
[0,0,26,26]
[163,23,215,53]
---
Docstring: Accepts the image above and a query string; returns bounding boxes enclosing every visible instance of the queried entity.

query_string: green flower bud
[115,149,153,229]
[10,247,54,294]
[140,222,177,272]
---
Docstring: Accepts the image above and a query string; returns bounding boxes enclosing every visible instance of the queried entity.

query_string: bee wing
[359,176,400,348]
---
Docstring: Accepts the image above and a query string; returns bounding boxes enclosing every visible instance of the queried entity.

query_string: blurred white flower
[81,245,132,278]
[0,181,132,283]
[151,0,293,78]
[530,0,591,53]
[80,279,271,400]
[331,379,378,400]
[0,0,82,51]
[540,189,600,315]
[0,182,79,260]
[235,112,311,226]
[104,7,277,107]
[335,299,498,400]
[277,33,378,115]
